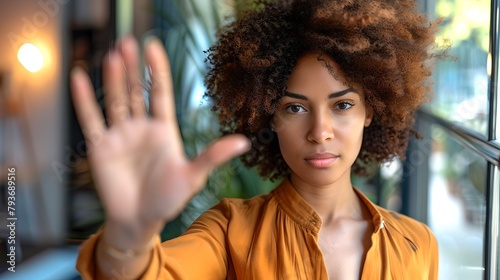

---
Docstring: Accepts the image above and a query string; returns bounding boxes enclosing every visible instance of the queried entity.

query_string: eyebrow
[284,88,355,100]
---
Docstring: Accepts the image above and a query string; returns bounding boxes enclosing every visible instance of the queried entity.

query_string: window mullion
[486,165,499,280]
[489,0,499,141]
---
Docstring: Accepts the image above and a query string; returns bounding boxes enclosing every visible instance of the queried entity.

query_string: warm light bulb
[17,43,44,73]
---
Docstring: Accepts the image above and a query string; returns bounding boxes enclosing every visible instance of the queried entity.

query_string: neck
[289,172,364,225]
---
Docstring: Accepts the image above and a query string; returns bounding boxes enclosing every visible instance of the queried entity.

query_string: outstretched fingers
[71,68,106,142]
[190,135,251,189]
[118,36,146,117]
[103,50,129,126]
[144,37,177,123]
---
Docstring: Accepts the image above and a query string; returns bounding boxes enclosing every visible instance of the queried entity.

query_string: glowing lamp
[17,43,44,73]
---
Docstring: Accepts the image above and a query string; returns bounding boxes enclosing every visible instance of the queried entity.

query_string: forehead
[286,53,349,92]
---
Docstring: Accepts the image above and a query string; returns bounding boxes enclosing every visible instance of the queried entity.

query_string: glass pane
[352,158,403,211]
[378,159,404,211]
[428,125,486,279]
[429,0,491,135]
[497,91,500,140]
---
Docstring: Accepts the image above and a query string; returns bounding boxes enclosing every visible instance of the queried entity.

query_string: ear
[364,106,374,127]
[270,118,276,132]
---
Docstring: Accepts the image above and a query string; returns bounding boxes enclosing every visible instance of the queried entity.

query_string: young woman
[73,0,441,279]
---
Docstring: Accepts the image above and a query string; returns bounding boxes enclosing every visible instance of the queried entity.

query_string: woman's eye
[286,104,305,114]
[335,102,353,111]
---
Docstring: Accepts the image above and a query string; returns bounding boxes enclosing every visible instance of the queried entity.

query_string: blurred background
[0,0,499,279]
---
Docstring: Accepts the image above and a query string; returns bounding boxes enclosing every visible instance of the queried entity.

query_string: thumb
[190,134,251,186]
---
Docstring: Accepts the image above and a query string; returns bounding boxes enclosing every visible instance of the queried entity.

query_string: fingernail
[144,35,161,47]
[108,48,118,58]
[107,49,120,65]
[118,35,136,51]
[118,34,133,44]
[71,66,85,77]
[238,137,252,152]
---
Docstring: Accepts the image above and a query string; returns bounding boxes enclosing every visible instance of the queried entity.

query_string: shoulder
[381,207,430,233]
[196,192,274,223]
[378,206,436,244]
[355,187,436,250]
[374,206,439,278]
[376,205,438,259]
[182,192,276,246]
[179,192,274,243]
[220,192,272,208]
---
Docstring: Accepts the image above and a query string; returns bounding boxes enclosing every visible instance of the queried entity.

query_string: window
[400,0,500,279]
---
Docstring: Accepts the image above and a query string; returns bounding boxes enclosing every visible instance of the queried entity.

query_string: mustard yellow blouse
[77,179,438,279]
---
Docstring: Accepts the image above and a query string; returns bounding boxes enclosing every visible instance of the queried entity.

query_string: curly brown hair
[205,0,442,181]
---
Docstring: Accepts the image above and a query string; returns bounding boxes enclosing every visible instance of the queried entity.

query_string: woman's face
[273,54,373,187]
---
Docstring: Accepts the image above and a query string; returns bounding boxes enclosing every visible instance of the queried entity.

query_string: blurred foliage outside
[435,0,490,52]
[430,0,490,135]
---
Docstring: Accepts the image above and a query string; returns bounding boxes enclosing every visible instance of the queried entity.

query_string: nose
[306,111,334,143]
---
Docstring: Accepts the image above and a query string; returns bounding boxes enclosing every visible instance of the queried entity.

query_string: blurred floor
[429,152,485,280]
[0,245,80,280]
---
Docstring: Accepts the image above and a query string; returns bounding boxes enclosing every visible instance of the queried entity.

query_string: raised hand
[70,36,250,245]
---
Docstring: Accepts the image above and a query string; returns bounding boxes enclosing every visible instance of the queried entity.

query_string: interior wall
[0,0,69,247]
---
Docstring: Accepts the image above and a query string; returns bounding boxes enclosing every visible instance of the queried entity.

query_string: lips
[304,153,339,168]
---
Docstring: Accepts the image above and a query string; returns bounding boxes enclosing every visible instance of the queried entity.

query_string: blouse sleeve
[76,200,232,279]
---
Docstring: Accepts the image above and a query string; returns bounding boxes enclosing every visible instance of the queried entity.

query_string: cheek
[275,129,305,162]
[337,119,364,135]
[335,118,366,145]
[272,112,298,132]
[276,130,299,153]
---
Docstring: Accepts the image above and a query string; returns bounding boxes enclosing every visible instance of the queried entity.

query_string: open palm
[70,36,250,233]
